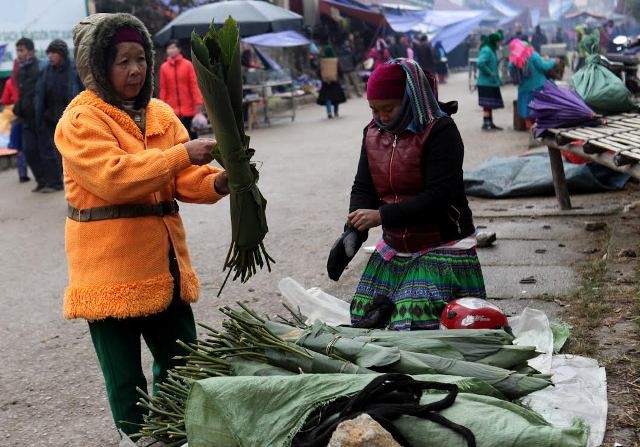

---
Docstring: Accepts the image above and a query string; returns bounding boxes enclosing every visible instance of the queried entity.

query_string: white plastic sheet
[278,277,350,326]
[510,308,607,447]
[278,278,607,447]
[521,355,607,447]
[509,307,554,374]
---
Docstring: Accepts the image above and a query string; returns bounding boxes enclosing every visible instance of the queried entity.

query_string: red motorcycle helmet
[440,298,510,330]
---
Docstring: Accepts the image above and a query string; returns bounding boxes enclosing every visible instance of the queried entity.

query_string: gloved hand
[327,226,367,281]
[352,294,394,328]
[438,100,458,115]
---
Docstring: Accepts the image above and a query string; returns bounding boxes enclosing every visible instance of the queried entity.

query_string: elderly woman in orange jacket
[55,13,228,436]
[159,39,204,139]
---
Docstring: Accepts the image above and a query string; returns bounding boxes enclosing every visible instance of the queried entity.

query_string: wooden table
[543,113,640,209]
[243,79,296,126]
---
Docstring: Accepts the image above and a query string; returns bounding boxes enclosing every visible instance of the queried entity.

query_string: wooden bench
[0,148,17,170]
[543,113,640,209]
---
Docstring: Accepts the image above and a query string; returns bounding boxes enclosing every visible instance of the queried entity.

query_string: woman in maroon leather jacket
[331,59,486,330]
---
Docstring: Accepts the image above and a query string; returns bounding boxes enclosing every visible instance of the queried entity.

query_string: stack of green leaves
[134,305,550,445]
[191,17,274,292]
[265,321,549,399]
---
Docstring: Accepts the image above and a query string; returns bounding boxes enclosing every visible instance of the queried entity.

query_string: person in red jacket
[1,77,19,105]
[2,59,30,183]
[159,39,204,139]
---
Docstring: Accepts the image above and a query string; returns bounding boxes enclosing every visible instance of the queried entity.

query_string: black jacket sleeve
[379,117,465,227]
[349,126,382,213]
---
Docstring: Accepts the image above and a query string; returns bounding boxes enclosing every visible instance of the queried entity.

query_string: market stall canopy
[433,0,465,9]
[154,0,304,45]
[485,0,520,18]
[382,9,490,52]
[241,30,309,47]
[430,11,491,52]
[385,9,490,34]
[548,0,573,20]
[321,0,488,52]
[319,0,388,28]
[563,11,606,20]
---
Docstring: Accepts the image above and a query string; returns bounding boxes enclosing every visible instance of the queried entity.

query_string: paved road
[0,72,629,445]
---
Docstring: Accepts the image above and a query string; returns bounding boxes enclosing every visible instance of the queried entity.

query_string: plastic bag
[573,55,635,114]
[278,277,350,326]
[191,112,209,131]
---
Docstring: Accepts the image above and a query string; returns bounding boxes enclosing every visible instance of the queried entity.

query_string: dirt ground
[0,72,638,446]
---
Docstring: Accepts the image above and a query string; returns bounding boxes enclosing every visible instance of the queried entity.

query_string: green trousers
[88,295,196,435]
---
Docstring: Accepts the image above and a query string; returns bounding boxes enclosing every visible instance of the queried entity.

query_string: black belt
[67,200,179,222]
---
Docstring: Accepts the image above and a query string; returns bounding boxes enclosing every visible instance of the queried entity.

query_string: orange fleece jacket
[55,90,225,321]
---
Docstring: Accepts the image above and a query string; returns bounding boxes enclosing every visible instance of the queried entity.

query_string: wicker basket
[320,58,338,82]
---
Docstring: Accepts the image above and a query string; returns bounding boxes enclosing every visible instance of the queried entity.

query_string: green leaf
[191,22,273,288]
[217,16,245,137]
[203,20,222,67]
[218,16,239,77]
[190,31,211,70]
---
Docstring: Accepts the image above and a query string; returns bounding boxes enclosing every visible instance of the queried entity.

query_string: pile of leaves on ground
[130,303,550,446]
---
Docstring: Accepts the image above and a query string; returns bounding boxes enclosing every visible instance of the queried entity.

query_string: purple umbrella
[528,80,600,137]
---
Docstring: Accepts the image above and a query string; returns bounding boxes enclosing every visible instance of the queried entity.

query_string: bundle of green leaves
[191,17,274,292]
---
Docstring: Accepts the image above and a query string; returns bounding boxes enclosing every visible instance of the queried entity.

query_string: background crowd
[1,14,635,186]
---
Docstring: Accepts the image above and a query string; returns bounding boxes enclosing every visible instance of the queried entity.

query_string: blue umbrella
[528,80,600,137]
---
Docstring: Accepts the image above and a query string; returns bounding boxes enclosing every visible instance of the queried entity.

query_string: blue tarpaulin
[464,153,629,198]
[484,0,520,17]
[241,30,310,47]
[383,11,426,33]
[384,9,491,52]
[252,46,282,71]
[430,11,491,52]
[384,9,490,33]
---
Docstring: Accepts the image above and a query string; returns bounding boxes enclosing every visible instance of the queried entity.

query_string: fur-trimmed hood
[72,13,155,109]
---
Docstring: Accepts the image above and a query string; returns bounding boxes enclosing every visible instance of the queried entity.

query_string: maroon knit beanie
[111,27,144,46]
[366,63,406,100]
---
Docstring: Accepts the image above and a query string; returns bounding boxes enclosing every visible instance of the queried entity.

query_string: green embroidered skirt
[350,248,486,330]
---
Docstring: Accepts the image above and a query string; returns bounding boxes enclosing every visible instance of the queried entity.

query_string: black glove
[352,293,394,328]
[438,100,458,115]
[327,226,367,281]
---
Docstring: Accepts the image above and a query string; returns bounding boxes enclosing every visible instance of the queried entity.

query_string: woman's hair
[166,39,180,49]
[16,37,34,51]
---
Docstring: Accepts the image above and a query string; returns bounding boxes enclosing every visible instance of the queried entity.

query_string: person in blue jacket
[476,32,504,131]
[508,38,558,129]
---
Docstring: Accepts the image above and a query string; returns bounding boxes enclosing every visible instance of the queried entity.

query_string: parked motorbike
[611,35,640,54]
[605,35,640,94]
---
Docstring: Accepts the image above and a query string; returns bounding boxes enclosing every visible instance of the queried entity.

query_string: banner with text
[0,0,88,76]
